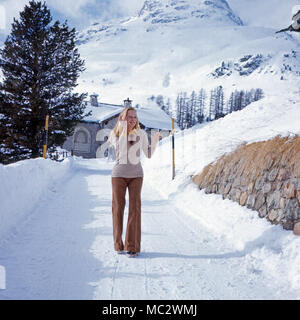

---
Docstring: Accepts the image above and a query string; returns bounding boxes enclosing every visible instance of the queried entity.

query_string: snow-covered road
[0,159,297,300]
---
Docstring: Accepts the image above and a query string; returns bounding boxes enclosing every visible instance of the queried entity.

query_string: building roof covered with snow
[83,95,177,131]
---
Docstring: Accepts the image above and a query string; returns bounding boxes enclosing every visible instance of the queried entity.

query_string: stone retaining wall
[192,136,300,233]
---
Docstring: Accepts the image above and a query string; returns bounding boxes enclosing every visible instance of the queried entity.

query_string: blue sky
[0,0,143,41]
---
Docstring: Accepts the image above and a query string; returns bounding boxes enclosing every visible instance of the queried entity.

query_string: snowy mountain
[75,0,300,108]
[77,0,243,45]
[134,0,243,26]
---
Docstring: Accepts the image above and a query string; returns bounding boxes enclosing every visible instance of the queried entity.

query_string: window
[75,131,88,144]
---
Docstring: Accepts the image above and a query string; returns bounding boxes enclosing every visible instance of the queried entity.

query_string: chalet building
[62,94,176,158]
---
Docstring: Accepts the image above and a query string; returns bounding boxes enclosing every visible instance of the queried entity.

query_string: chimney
[124,97,132,108]
[90,93,99,107]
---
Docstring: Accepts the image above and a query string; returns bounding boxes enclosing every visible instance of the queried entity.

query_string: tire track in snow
[110,256,120,299]
[140,183,197,299]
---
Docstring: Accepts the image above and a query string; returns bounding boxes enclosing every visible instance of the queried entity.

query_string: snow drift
[0,158,72,244]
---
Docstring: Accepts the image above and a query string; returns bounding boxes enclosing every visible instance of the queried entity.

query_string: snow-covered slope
[75,0,300,108]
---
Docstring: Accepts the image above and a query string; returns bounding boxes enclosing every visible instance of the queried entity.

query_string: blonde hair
[110,107,140,139]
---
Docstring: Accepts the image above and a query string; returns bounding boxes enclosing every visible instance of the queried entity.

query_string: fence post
[43,115,49,159]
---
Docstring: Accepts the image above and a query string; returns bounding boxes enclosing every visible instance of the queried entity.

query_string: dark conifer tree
[215,85,225,119]
[189,90,197,127]
[238,90,245,110]
[233,90,240,111]
[243,91,250,108]
[0,1,88,164]
[184,99,192,129]
[165,98,171,116]
[209,88,217,121]
[227,91,234,114]
[155,95,164,111]
[176,92,187,130]
[196,88,206,124]
[254,88,264,101]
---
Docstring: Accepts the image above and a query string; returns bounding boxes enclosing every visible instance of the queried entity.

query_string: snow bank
[0,158,73,244]
[142,92,300,293]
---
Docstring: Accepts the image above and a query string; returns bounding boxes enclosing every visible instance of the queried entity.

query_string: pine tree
[165,98,171,116]
[185,99,192,129]
[227,91,235,114]
[244,90,252,107]
[181,92,188,129]
[189,90,197,127]
[0,1,88,164]
[176,92,187,130]
[254,88,264,101]
[215,85,225,119]
[233,90,240,111]
[156,95,164,110]
[175,94,182,129]
[196,88,206,124]
[209,88,216,121]
[238,90,245,110]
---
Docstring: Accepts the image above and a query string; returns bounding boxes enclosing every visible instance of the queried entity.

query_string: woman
[108,107,160,258]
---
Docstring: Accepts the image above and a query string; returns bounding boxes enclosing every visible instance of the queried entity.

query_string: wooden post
[43,115,49,159]
[172,118,175,180]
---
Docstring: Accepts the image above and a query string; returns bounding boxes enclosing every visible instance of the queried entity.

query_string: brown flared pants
[111,177,143,253]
